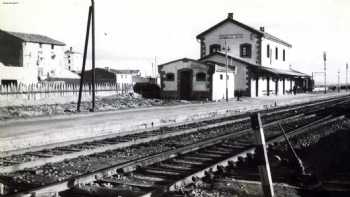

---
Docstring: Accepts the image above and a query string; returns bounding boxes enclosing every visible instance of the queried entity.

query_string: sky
[0,0,349,84]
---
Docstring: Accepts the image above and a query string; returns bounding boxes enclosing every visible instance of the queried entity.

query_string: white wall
[23,42,65,80]
[261,37,291,70]
[200,54,248,92]
[64,52,82,71]
[0,61,37,84]
[253,77,296,97]
[270,79,276,95]
[0,41,68,85]
[160,60,210,92]
[201,21,260,65]
[212,70,234,100]
[116,74,133,84]
[258,77,267,96]
[278,78,284,95]
[250,78,256,97]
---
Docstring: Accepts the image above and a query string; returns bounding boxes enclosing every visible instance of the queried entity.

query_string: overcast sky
[0,0,349,84]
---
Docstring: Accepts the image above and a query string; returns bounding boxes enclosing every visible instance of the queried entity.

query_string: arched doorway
[178,69,192,100]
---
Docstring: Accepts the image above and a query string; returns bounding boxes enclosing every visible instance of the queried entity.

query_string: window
[220,74,223,80]
[51,44,54,50]
[283,49,286,61]
[196,72,206,81]
[209,44,221,54]
[275,47,278,60]
[267,44,270,58]
[240,43,252,58]
[165,73,175,81]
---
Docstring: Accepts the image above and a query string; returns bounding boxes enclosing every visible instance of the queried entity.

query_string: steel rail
[5,96,350,197]
[7,113,312,197]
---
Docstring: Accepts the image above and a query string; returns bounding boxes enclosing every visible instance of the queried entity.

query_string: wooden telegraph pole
[346,63,348,92]
[91,0,96,111]
[77,0,96,112]
[250,113,275,197]
[338,70,340,93]
[219,34,234,102]
[323,51,327,94]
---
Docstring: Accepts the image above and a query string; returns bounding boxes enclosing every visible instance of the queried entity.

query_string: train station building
[158,13,312,100]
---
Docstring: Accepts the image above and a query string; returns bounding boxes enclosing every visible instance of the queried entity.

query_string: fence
[0,82,134,95]
[0,82,134,107]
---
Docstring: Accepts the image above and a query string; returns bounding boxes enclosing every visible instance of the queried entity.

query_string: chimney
[228,13,233,19]
[260,26,265,32]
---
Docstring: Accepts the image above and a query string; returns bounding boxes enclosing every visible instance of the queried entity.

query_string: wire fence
[0,82,133,95]
[0,82,134,107]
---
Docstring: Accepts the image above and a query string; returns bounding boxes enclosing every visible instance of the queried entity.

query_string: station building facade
[158,13,312,100]
[158,58,235,100]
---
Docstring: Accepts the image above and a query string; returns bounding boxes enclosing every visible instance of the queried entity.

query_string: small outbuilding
[158,58,235,100]
[82,68,140,84]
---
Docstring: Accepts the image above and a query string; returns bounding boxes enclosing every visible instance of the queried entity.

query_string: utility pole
[346,63,349,92]
[91,0,96,112]
[338,70,340,93]
[224,40,229,102]
[151,62,154,78]
[219,34,235,102]
[323,51,327,94]
[77,0,96,112]
[154,56,157,78]
[77,6,92,112]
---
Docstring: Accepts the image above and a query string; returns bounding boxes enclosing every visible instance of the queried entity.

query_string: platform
[0,92,348,154]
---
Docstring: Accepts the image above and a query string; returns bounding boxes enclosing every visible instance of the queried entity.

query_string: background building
[82,67,141,85]
[64,47,82,72]
[0,29,79,85]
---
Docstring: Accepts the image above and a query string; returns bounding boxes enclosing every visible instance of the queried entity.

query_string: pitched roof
[259,67,310,77]
[262,32,292,48]
[196,15,292,47]
[157,58,207,67]
[199,52,309,77]
[203,60,235,72]
[1,29,65,45]
[289,68,310,77]
[199,52,260,67]
[109,68,140,75]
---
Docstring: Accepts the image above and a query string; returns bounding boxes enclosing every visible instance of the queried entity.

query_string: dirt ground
[1,92,348,121]
[0,94,197,120]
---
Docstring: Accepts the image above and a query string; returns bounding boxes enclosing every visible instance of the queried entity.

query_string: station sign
[219,34,243,39]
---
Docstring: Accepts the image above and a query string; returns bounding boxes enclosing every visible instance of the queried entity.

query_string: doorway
[179,70,192,100]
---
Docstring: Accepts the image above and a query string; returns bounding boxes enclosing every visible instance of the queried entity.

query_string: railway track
[64,110,347,197]
[1,95,348,172]
[165,116,350,197]
[1,95,350,196]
